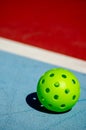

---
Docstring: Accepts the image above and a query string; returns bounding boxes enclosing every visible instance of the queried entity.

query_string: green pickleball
[37,68,80,112]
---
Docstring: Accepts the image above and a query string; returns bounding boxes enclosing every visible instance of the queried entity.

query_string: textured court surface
[0,50,86,130]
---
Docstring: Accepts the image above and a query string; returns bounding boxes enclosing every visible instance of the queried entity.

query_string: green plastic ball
[37,68,80,112]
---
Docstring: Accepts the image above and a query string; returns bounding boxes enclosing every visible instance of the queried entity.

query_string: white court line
[0,37,86,73]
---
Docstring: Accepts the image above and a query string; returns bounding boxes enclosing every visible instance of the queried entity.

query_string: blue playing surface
[0,50,86,130]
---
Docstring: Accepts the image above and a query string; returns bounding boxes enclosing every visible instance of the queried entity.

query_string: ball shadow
[26,92,71,114]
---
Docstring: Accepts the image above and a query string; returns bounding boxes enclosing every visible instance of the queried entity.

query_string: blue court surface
[0,48,86,130]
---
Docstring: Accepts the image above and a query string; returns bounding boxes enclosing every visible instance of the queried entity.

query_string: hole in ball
[72,95,76,100]
[42,79,45,84]
[54,95,59,100]
[61,104,66,108]
[72,79,76,84]
[62,74,67,78]
[54,82,59,87]
[45,88,50,93]
[65,89,70,94]
[49,73,54,77]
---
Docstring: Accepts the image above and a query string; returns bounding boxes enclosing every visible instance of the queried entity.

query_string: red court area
[0,0,86,60]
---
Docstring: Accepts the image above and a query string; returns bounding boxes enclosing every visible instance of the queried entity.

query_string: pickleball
[37,68,80,112]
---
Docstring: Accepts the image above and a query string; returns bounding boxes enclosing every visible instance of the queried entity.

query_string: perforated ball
[37,68,80,112]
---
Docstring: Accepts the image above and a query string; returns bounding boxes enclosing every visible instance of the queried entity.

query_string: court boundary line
[0,37,86,73]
